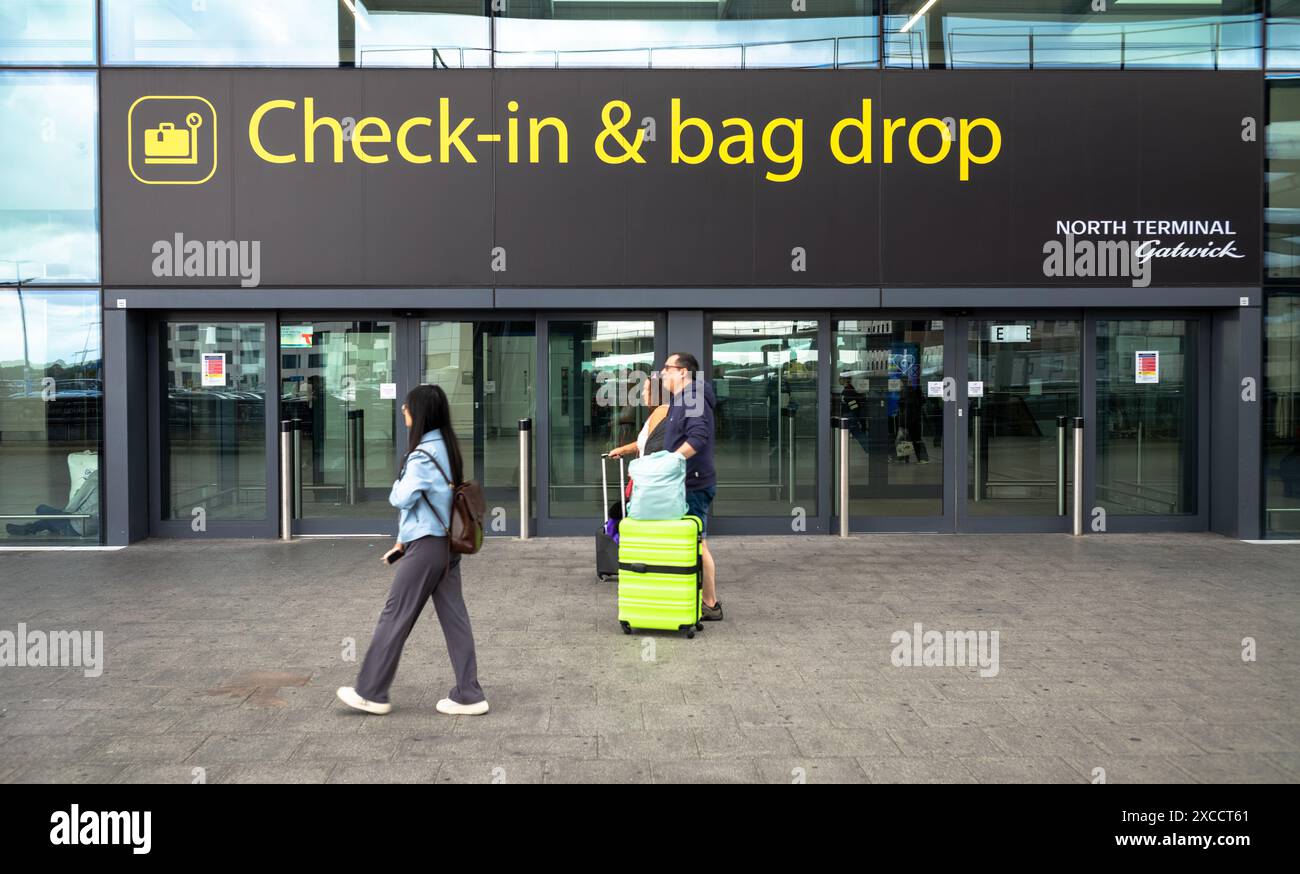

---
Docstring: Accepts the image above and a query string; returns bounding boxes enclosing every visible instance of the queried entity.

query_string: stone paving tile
[0,533,1296,783]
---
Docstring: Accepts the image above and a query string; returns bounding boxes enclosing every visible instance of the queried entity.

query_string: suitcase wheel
[685,628,696,640]
[620,621,632,635]
[696,623,704,632]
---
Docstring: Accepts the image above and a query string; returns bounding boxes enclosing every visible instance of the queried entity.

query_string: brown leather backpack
[408,448,486,555]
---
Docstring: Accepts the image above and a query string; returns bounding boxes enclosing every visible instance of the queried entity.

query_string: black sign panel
[100,69,1261,289]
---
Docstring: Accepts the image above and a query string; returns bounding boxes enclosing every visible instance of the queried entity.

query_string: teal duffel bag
[627,450,688,520]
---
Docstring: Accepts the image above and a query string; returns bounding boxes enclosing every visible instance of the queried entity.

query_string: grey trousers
[354,535,485,706]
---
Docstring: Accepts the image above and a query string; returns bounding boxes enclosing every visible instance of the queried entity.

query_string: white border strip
[0,546,126,552]
[1242,540,1300,545]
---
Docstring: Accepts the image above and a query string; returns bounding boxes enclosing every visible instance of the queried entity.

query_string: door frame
[1086,309,1211,533]
[278,312,404,536]
[953,311,1084,534]
[404,311,540,538]
[831,312,960,534]
[535,311,667,537]
[148,311,280,539]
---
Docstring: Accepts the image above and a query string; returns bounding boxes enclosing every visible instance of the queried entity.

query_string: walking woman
[337,384,488,716]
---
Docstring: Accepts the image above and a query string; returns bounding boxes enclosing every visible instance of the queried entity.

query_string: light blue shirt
[390,429,454,544]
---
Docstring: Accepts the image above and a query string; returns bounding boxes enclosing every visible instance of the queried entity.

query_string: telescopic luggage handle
[599,453,627,523]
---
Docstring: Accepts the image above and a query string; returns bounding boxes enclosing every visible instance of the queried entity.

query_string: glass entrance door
[421,320,536,534]
[280,320,397,530]
[157,318,274,536]
[1095,317,1202,523]
[833,318,947,527]
[545,319,658,521]
[959,318,1081,531]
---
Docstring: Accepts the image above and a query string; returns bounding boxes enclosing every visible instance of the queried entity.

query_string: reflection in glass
[1265,292,1300,536]
[0,288,101,543]
[0,72,99,285]
[354,1,490,68]
[281,321,396,519]
[712,319,818,517]
[835,319,943,517]
[548,321,655,518]
[1269,0,1300,67]
[103,0,339,66]
[422,321,535,525]
[0,0,96,65]
[163,321,266,521]
[967,320,1079,517]
[497,1,878,68]
[885,0,1261,69]
[1096,320,1197,516]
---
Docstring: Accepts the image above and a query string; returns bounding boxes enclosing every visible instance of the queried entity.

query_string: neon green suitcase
[617,515,703,638]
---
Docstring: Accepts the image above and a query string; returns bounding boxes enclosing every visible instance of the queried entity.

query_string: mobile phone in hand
[384,547,404,564]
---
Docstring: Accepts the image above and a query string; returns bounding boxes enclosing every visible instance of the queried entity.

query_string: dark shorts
[685,485,716,538]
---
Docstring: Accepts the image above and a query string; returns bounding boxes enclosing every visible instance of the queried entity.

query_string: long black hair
[403,383,464,485]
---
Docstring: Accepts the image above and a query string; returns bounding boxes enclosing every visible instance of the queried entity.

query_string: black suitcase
[596,453,627,582]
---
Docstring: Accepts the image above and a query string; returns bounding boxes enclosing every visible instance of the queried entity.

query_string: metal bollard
[1056,416,1067,517]
[1072,417,1085,536]
[834,416,849,538]
[279,420,294,541]
[518,418,532,540]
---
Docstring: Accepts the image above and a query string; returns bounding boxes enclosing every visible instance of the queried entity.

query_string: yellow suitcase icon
[143,113,202,164]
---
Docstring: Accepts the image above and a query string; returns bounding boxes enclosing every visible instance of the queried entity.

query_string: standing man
[661,352,722,621]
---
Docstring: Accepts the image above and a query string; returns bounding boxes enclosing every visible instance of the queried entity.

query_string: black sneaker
[701,600,724,621]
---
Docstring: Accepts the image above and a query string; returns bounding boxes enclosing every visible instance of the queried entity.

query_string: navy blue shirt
[663,379,717,491]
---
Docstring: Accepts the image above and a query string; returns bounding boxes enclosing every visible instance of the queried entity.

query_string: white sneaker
[435,697,489,716]
[336,686,391,715]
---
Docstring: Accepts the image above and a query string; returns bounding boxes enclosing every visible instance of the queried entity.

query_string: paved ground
[0,533,1297,784]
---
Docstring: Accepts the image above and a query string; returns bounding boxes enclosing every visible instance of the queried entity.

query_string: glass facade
[0,0,96,65]
[0,2,1283,540]
[0,71,99,285]
[0,287,101,544]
